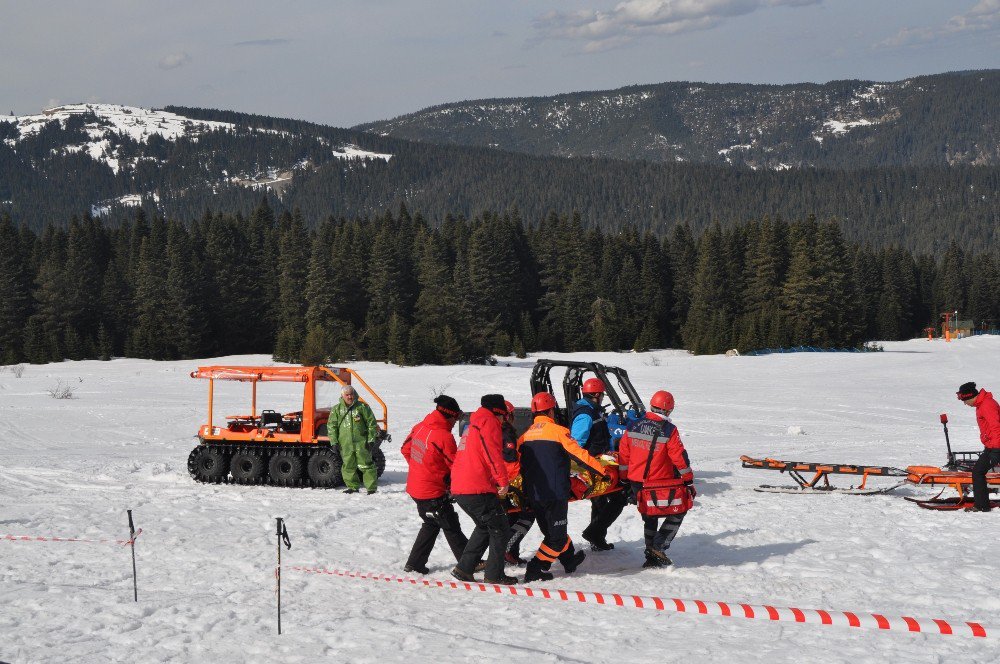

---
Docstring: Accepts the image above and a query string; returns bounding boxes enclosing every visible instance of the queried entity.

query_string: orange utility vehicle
[187,365,389,488]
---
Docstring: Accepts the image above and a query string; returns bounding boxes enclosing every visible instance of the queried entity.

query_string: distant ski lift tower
[941,311,955,342]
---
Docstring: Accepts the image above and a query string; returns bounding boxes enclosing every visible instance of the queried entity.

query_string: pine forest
[1,200,997,367]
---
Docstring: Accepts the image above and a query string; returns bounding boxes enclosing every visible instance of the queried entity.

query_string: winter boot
[582,526,615,551]
[451,566,476,582]
[642,548,673,568]
[484,573,519,585]
[561,550,586,574]
[505,552,527,566]
[404,564,429,575]
[523,558,554,583]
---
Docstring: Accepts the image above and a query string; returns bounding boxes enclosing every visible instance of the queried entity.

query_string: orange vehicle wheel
[230,449,266,484]
[268,451,304,486]
[307,448,343,488]
[188,446,228,483]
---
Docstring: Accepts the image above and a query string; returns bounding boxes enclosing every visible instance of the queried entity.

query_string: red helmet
[650,390,674,413]
[582,378,605,395]
[531,392,557,413]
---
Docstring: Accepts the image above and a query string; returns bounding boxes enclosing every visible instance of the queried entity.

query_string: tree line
[1,201,997,366]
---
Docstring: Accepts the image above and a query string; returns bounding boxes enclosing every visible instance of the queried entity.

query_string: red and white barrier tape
[290,566,990,639]
[2,530,142,546]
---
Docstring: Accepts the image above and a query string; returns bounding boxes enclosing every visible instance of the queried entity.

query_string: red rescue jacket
[618,412,693,487]
[401,410,458,500]
[451,407,508,495]
[974,389,1000,449]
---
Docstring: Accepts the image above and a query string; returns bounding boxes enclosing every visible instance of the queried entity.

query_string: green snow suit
[329,398,379,491]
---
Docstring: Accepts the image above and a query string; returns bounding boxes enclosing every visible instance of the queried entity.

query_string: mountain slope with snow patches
[2,338,999,662]
[358,71,1000,170]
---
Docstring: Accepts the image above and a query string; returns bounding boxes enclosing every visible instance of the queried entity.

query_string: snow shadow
[677,529,816,569]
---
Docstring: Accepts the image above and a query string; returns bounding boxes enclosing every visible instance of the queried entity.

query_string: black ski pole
[940,413,954,469]
[275,518,291,634]
[127,509,138,602]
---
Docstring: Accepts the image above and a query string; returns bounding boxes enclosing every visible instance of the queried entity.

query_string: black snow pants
[582,490,628,544]
[405,496,469,569]
[506,511,535,557]
[971,449,1000,510]
[454,493,510,580]
[530,500,576,571]
[642,512,686,552]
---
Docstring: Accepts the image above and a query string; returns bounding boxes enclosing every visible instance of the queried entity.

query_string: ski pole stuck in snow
[127,509,138,602]
[275,518,291,635]
[289,566,993,639]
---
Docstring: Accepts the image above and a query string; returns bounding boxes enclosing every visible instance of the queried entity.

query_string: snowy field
[2,338,999,663]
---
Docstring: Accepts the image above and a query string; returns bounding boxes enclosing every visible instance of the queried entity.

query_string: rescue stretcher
[505,456,624,513]
[739,455,907,494]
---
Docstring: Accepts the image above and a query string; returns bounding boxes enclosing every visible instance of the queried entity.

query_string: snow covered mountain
[357,70,1000,170]
[0,103,392,222]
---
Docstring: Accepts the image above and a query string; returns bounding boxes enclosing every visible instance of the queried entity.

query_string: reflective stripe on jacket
[618,412,693,487]
[401,410,457,500]
[519,415,608,503]
[451,407,507,495]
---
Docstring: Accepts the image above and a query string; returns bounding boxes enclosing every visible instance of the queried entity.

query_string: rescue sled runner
[902,465,1000,511]
[739,456,907,494]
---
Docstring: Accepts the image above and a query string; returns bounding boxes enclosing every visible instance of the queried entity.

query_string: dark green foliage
[2,205,998,365]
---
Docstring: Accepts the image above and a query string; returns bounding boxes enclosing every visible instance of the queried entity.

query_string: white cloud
[877,1,1000,49]
[534,0,821,51]
[158,52,191,70]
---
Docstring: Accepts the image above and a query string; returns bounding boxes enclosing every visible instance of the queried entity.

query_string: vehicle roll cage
[189,365,388,443]
[529,359,645,425]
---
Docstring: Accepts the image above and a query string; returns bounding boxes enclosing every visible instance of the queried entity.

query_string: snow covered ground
[2,338,999,663]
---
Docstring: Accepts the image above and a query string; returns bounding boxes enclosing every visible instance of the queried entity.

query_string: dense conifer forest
[1,202,996,366]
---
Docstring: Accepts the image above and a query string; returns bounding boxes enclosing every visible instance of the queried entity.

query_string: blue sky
[2,1,998,127]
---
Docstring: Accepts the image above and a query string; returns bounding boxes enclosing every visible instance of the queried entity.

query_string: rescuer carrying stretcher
[519,391,610,583]
[618,390,695,567]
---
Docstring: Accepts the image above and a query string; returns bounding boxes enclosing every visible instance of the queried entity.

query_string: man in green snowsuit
[330,384,379,493]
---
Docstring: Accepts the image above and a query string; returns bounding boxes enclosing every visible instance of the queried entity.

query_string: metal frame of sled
[739,455,907,494]
[902,465,1000,510]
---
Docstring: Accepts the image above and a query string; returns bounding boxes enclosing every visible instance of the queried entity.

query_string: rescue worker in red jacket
[401,395,469,574]
[450,394,518,585]
[957,382,1000,512]
[618,390,694,567]
[519,392,609,583]
[501,400,535,565]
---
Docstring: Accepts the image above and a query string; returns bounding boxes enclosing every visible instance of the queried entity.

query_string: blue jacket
[570,398,611,455]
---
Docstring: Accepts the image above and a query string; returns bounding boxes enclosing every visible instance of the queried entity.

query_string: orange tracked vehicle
[187,365,389,487]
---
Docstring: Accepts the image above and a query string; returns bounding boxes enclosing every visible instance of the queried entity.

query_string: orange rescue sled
[903,465,1000,511]
[740,455,907,494]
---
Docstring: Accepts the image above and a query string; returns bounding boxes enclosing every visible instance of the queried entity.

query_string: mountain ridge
[356,70,1000,170]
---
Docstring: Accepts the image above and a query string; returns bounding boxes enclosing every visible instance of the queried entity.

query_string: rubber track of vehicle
[188,444,384,489]
[190,444,322,488]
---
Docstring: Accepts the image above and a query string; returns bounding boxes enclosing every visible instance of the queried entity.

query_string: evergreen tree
[0,215,32,362]
[276,209,310,341]
[668,222,697,344]
[682,223,732,354]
